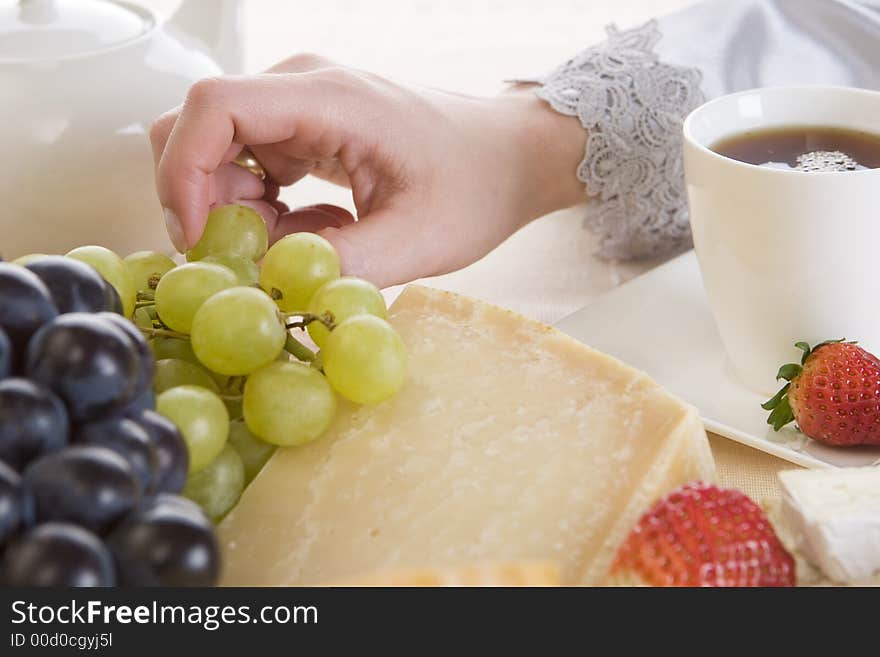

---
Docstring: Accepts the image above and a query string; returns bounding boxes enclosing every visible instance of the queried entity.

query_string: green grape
[12,253,49,265]
[182,444,245,522]
[186,204,268,262]
[154,262,236,333]
[259,233,340,312]
[124,250,176,292]
[66,245,136,317]
[322,315,407,404]
[133,306,154,329]
[153,358,219,394]
[228,419,275,483]
[156,385,229,472]
[202,254,259,286]
[151,337,229,389]
[150,336,199,365]
[191,287,286,376]
[307,277,387,347]
[243,361,336,446]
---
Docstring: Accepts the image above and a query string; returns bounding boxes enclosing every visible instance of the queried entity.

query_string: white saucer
[555,252,880,469]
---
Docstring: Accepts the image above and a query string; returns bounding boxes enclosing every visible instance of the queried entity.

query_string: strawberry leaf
[763,360,797,431]
[761,382,790,411]
[767,397,795,431]
[794,342,812,365]
[811,338,850,359]
[776,363,802,381]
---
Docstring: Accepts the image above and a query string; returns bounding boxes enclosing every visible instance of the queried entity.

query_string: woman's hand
[150,54,586,288]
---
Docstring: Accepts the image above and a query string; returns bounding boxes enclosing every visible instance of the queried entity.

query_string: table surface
[147,0,801,502]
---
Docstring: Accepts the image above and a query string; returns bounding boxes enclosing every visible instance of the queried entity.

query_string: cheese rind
[779,467,880,584]
[219,285,715,586]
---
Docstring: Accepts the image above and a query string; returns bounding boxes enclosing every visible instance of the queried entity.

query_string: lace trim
[534,20,704,259]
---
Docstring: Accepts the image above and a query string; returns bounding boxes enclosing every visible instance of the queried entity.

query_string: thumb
[317,206,443,289]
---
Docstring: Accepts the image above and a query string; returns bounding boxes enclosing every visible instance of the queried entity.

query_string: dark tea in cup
[711,125,880,171]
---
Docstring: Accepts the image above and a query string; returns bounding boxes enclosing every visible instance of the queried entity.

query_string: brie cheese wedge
[779,467,880,584]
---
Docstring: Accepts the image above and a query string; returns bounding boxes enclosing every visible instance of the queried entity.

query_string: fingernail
[163,208,187,253]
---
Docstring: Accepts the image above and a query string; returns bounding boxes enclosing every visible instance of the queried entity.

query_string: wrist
[491,86,587,220]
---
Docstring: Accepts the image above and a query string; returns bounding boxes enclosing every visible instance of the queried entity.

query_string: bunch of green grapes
[98,205,406,523]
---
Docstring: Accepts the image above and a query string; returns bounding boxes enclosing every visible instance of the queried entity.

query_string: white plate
[555,252,880,469]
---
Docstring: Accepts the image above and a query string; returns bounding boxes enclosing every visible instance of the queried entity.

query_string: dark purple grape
[130,410,188,494]
[103,281,123,314]
[0,263,58,369]
[1,522,115,587]
[107,493,219,586]
[0,327,10,379]
[76,417,157,493]
[22,445,141,535]
[0,460,24,547]
[24,256,108,314]
[97,312,154,400]
[0,378,68,470]
[123,387,156,414]
[25,313,141,423]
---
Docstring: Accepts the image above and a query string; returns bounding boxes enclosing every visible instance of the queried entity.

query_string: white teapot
[0,0,242,258]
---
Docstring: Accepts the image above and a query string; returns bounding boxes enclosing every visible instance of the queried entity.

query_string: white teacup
[682,86,880,395]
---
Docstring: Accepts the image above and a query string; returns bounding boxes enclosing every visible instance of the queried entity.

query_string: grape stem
[137,290,155,301]
[134,300,156,309]
[285,312,336,332]
[224,376,245,394]
[284,334,316,363]
[138,327,190,340]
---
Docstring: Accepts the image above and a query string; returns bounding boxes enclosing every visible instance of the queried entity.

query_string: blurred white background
[145,0,695,321]
[149,0,693,86]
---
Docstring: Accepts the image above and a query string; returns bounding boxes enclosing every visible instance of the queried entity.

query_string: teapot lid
[0,0,154,60]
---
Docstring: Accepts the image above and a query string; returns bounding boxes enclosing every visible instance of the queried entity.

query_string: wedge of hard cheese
[219,285,715,586]
[332,561,561,587]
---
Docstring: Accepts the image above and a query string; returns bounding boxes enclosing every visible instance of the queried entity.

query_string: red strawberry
[609,482,795,587]
[762,340,880,446]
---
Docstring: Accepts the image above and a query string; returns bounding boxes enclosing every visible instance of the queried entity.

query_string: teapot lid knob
[0,0,154,61]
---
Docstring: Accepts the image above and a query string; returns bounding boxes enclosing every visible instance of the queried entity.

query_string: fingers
[152,108,249,253]
[248,146,315,186]
[262,181,290,215]
[209,163,266,205]
[270,200,290,215]
[317,206,443,288]
[252,55,340,186]
[268,204,355,243]
[263,180,280,202]
[154,109,247,170]
[150,108,179,165]
[155,70,377,250]
[149,49,341,168]
[265,52,338,74]
[310,158,352,188]
[311,204,356,223]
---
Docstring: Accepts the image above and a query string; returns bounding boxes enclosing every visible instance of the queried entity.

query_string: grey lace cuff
[526,20,704,259]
